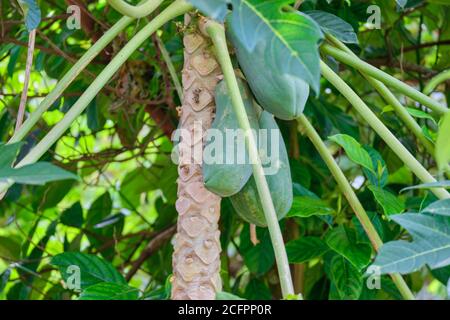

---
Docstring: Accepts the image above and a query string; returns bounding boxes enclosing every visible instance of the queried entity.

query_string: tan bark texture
[171,16,222,300]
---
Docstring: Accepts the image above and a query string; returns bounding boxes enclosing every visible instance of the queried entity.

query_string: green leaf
[120,167,159,209]
[61,202,84,228]
[329,134,374,173]
[306,10,358,44]
[400,181,450,192]
[430,265,450,285]
[325,226,372,270]
[216,291,245,300]
[78,282,139,300]
[35,180,75,211]
[51,252,126,289]
[328,255,363,300]
[0,162,78,185]
[286,237,329,263]
[396,0,408,8]
[0,142,23,169]
[363,146,388,187]
[86,192,113,227]
[372,213,450,274]
[85,192,122,258]
[0,236,21,261]
[368,185,405,216]
[287,196,335,218]
[239,225,275,275]
[244,278,272,300]
[18,0,41,31]
[228,0,323,93]
[352,211,385,244]
[120,157,177,207]
[422,199,450,217]
[436,112,450,173]
[406,107,437,125]
[0,269,11,293]
[188,0,229,21]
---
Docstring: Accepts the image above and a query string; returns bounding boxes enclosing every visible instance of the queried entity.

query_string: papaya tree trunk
[171,15,222,300]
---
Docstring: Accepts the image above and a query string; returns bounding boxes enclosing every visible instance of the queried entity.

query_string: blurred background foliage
[0,0,449,300]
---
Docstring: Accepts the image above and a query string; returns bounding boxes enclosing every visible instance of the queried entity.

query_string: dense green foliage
[1,0,450,300]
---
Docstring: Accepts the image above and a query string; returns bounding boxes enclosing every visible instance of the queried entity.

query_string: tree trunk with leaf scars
[171,15,222,300]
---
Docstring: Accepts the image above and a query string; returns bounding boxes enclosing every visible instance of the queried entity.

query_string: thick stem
[325,36,435,155]
[0,0,193,198]
[171,15,222,300]
[321,44,449,115]
[423,69,450,95]
[297,115,415,300]
[107,0,163,18]
[9,0,164,144]
[206,21,295,298]
[320,61,450,200]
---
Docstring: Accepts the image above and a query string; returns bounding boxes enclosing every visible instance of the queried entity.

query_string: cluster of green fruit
[203,27,308,226]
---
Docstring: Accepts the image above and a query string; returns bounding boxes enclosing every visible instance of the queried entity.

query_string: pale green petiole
[107,0,164,18]
[205,20,295,298]
[321,44,449,115]
[324,35,435,156]
[320,60,450,200]
[297,115,415,300]
[423,69,450,95]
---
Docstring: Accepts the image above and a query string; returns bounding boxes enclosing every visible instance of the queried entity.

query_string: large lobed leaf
[227,0,323,93]
[372,213,450,274]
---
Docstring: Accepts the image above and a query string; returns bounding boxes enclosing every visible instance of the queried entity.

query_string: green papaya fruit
[227,18,310,121]
[202,78,260,197]
[230,111,293,227]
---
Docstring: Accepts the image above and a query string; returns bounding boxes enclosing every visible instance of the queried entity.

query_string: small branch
[125,225,176,281]
[15,29,36,132]
[155,34,183,101]
[0,37,78,60]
